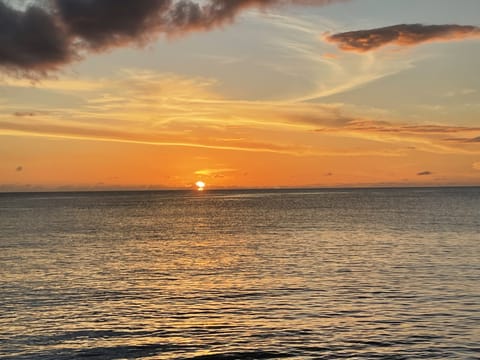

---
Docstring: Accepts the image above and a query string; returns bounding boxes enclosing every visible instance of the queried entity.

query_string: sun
[195,181,206,191]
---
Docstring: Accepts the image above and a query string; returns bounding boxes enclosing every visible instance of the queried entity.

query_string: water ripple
[1,188,479,359]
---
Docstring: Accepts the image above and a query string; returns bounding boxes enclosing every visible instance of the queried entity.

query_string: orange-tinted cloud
[444,136,480,143]
[325,24,480,52]
[0,119,306,155]
[2,70,478,159]
[315,119,480,154]
[335,121,480,135]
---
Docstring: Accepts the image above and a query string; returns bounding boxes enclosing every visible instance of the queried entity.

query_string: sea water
[0,188,479,359]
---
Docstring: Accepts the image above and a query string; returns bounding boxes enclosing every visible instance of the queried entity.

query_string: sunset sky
[1,0,479,191]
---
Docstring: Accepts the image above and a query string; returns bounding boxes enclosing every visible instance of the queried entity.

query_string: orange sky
[1,0,479,191]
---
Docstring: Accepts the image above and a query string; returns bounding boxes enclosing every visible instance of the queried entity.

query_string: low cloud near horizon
[325,24,480,53]
[417,171,433,176]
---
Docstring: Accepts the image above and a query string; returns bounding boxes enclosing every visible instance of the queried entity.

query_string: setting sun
[195,181,206,191]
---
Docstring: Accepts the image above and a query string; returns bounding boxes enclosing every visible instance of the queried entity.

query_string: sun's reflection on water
[1,189,479,358]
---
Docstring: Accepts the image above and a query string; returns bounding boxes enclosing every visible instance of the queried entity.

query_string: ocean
[0,188,479,359]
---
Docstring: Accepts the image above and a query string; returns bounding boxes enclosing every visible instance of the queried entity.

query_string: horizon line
[1,184,479,195]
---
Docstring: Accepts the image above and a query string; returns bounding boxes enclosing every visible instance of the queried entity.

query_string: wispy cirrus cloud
[195,168,238,178]
[0,118,308,154]
[328,121,480,135]
[2,70,479,158]
[315,119,480,154]
[325,24,480,53]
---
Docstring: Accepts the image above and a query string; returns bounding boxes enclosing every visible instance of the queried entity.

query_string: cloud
[0,69,401,157]
[444,136,480,143]
[14,111,37,117]
[0,119,307,155]
[325,24,480,52]
[0,0,345,74]
[0,1,73,74]
[336,121,480,135]
[315,119,480,137]
[315,119,480,154]
[2,69,478,158]
[195,168,238,177]
[164,0,348,34]
[54,0,171,49]
[417,171,432,176]
[444,88,477,97]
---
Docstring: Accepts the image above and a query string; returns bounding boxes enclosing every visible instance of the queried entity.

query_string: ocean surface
[0,187,479,359]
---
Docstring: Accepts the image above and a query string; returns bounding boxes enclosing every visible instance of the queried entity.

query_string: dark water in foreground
[0,188,479,359]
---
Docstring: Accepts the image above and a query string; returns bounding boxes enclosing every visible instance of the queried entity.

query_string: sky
[1,0,479,191]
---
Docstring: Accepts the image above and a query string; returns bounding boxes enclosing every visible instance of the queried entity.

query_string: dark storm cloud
[417,171,432,176]
[166,0,347,33]
[54,0,347,45]
[325,24,480,52]
[54,0,171,48]
[0,1,72,73]
[0,0,345,74]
